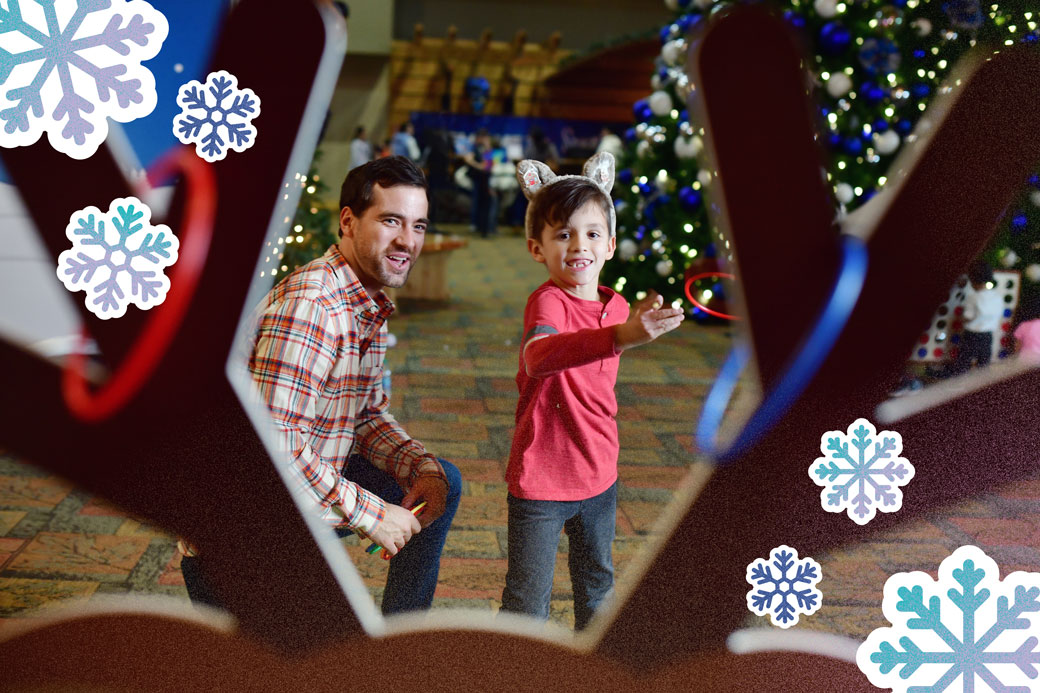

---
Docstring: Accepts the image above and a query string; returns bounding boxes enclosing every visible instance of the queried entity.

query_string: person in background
[462,129,495,238]
[349,125,372,171]
[949,261,1003,374]
[523,127,559,172]
[391,122,421,162]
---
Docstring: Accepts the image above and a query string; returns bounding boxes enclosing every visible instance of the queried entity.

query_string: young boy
[500,153,685,630]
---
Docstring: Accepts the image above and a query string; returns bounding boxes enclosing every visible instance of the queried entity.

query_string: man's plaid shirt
[248,244,445,536]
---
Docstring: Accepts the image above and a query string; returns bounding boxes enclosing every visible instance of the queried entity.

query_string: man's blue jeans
[500,482,617,630]
[181,455,461,616]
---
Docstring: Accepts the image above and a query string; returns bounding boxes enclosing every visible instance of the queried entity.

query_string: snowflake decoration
[809,418,915,525]
[56,196,178,320]
[746,545,823,628]
[858,545,1040,692]
[0,0,168,159]
[173,69,260,162]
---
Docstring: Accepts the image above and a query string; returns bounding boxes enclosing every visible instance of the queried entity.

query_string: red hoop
[684,271,740,321]
[62,148,217,423]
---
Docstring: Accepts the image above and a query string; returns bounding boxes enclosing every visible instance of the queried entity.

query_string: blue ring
[695,234,869,463]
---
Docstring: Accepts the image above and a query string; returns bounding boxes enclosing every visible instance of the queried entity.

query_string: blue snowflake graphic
[173,69,260,162]
[746,545,823,628]
[858,545,1040,692]
[810,418,915,525]
[0,0,168,159]
[56,196,179,320]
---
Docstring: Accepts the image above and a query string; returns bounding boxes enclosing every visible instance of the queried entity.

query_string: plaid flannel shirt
[248,244,445,536]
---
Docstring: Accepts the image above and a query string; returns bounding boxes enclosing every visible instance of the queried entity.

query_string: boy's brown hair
[526,177,614,241]
[516,152,616,240]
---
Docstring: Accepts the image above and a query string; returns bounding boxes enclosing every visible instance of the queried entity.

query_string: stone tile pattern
[2,232,1038,640]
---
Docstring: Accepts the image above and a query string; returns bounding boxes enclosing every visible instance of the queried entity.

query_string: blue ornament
[873,119,889,133]
[819,22,852,55]
[635,225,647,241]
[860,188,877,202]
[633,98,649,119]
[679,109,689,122]
[912,83,930,98]
[658,68,671,82]
[783,10,806,29]
[679,186,702,210]
[912,49,926,59]
[637,104,654,121]
[660,23,678,43]
[858,38,901,76]
[943,0,984,30]
[618,168,634,185]
[637,182,654,196]
[1011,212,1028,229]
[860,82,887,104]
[678,0,692,7]
[828,133,842,148]
[705,242,717,258]
[844,137,863,155]
[896,119,913,134]
[1029,173,1040,189]
[657,193,672,206]
[624,128,637,142]
[677,13,699,33]
[892,0,907,6]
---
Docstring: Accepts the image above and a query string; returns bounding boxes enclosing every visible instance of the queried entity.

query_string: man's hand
[614,290,685,351]
[366,503,422,557]
[401,475,449,528]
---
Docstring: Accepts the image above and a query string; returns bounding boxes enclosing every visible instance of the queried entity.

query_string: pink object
[1014,319,1040,361]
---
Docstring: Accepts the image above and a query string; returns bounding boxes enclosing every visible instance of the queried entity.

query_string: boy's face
[528,200,615,301]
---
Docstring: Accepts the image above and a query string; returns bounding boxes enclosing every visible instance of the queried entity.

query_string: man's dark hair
[338,155,428,237]
[527,177,612,240]
[353,125,365,138]
[968,260,994,287]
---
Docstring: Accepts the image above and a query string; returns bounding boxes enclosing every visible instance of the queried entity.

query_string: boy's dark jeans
[950,329,993,374]
[181,455,461,615]
[500,482,617,631]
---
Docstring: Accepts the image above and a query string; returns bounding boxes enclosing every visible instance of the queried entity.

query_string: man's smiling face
[339,183,429,293]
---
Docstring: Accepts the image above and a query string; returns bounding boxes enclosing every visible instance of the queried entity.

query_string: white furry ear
[583,152,615,195]
[516,160,557,200]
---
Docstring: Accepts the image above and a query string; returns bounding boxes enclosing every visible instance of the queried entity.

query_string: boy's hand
[614,291,685,351]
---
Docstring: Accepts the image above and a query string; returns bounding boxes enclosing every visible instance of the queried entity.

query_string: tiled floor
[2,229,1039,641]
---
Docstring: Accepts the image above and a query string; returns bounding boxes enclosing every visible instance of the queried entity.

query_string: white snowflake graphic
[173,69,260,162]
[0,0,168,159]
[809,418,915,525]
[858,545,1040,692]
[56,196,178,320]
[746,545,823,628]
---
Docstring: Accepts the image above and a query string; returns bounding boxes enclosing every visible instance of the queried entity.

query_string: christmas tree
[603,0,1039,321]
[260,149,337,286]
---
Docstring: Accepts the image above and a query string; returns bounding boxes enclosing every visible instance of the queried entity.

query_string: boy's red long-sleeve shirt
[507,281,630,500]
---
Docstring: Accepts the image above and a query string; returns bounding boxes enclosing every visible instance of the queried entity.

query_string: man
[349,125,372,170]
[181,156,461,615]
[390,122,421,162]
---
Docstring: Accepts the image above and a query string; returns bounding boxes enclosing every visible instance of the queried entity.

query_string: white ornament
[664,0,680,9]
[875,130,901,155]
[674,135,702,160]
[648,90,673,117]
[1026,264,1040,282]
[693,0,713,9]
[656,259,674,277]
[697,169,713,187]
[1001,249,1019,267]
[619,238,639,261]
[912,18,932,36]
[825,72,853,98]
[651,74,663,91]
[814,0,838,19]
[661,39,686,67]
[835,183,854,204]
[637,140,652,158]
[1030,190,1040,208]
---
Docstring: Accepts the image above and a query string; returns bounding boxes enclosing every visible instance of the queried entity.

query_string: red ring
[684,272,740,321]
[61,148,217,423]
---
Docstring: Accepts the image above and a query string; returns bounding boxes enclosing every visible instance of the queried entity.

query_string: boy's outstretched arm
[614,290,685,351]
